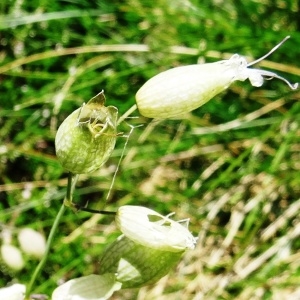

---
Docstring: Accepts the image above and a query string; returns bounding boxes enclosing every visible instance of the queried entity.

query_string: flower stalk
[25,173,78,298]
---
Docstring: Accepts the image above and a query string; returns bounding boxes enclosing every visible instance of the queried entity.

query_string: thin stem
[26,172,76,298]
[25,203,66,298]
[64,172,78,207]
[74,203,116,215]
[117,104,137,125]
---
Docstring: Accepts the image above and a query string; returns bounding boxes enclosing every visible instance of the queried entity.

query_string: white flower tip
[0,244,25,271]
[18,228,46,258]
[52,274,121,300]
[116,205,197,252]
[0,284,25,300]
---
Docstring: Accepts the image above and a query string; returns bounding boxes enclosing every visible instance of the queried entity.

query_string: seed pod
[136,36,298,119]
[55,91,118,174]
[98,234,183,289]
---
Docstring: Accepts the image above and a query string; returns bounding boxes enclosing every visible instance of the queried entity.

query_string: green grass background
[0,0,300,299]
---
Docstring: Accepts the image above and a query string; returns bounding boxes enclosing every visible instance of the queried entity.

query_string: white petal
[0,284,25,300]
[18,228,46,258]
[247,69,264,87]
[1,244,24,270]
[52,274,121,300]
[116,206,197,252]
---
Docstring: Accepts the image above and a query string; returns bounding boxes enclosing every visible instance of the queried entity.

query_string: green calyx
[98,235,184,289]
[55,91,118,174]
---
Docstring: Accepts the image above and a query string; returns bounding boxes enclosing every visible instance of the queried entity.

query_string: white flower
[0,244,24,271]
[135,37,297,119]
[0,284,25,300]
[52,274,121,300]
[17,228,46,258]
[116,205,197,252]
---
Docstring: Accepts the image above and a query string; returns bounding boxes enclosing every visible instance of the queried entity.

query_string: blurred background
[0,0,300,299]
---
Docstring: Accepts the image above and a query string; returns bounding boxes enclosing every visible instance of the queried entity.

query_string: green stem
[117,104,137,125]
[26,172,77,298]
[73,204,116,215]
[25,203,66,298]
[64,172,78,207]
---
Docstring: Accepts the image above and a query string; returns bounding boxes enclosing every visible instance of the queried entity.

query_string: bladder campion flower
[55,91,118,174]
[52,206,197,297]
[98,206,197,288]
[136,36,298,119]
[98,234,184,289]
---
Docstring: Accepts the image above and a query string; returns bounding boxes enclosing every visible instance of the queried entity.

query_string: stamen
[247,36,290,67]
[256,69,298,90]
[246,36,298,90]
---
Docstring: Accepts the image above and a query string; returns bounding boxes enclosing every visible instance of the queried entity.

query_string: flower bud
[55,91,118,174]
[17,228,46,258]
[116,205,197,252]
[0,244,24,271]
[98,234,183,289]
[0,283,25,300]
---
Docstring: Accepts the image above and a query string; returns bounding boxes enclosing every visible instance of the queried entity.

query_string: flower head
[52,206,197,295]
[98,234,183,289]
[135,37,297,119]
[55,91,118,174]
